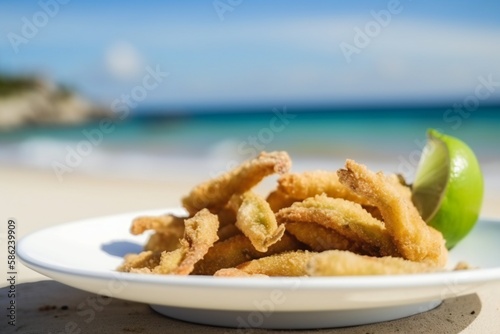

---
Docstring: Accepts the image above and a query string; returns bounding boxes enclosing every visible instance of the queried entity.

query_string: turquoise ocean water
[1,106,499,181]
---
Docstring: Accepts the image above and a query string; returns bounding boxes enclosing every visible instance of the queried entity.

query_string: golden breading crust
[192,233,305,275]
[153,209,220,275]
[235,191,285,252]
[337,159,447,267]
[182,151,291,215]
[276,194,400,257]
[277,170,371,205]
[307,250,440,276]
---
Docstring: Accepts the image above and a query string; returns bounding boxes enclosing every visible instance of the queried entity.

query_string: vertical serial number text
[6,218,17,326]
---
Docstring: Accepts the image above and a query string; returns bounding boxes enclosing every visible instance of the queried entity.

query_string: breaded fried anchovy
[232,250,315,277]
[277,170,371,205]
[117,251,161,272]
[276,194,399,257]
[235,191,285,252]
[214,268,268,277]
[153,209,220,275]
[181,151,291,215]
[130,214,186,236]
[192,232,305,275]
[217,224,241,241]
[285,221,366,253]
[130,214,185,253]
[337,159,447,267]
[307,250,440,276]
[144,232,182,253]
[266,189,298,212]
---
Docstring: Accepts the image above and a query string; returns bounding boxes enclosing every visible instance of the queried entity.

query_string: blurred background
[1,0,499,221]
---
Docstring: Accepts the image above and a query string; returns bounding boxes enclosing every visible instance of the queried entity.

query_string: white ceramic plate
[18,209,500,329]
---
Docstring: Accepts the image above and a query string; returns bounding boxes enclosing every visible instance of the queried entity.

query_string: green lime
[411,129,484,249]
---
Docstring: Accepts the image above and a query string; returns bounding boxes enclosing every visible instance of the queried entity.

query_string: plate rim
[17,208,500,291]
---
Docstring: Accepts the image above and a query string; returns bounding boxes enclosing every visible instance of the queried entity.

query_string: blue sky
[1,0,500,109]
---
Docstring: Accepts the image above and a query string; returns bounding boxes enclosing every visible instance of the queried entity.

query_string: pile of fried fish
[118,151,449,277]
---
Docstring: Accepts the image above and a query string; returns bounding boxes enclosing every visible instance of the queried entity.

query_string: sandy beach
[0,165,188,234]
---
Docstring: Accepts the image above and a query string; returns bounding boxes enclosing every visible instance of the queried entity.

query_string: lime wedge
[412,129,484,249]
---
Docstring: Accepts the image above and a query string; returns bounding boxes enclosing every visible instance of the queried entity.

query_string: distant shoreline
[1,99,499,133]
[0,74,111,130]
[123,104,500,120]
